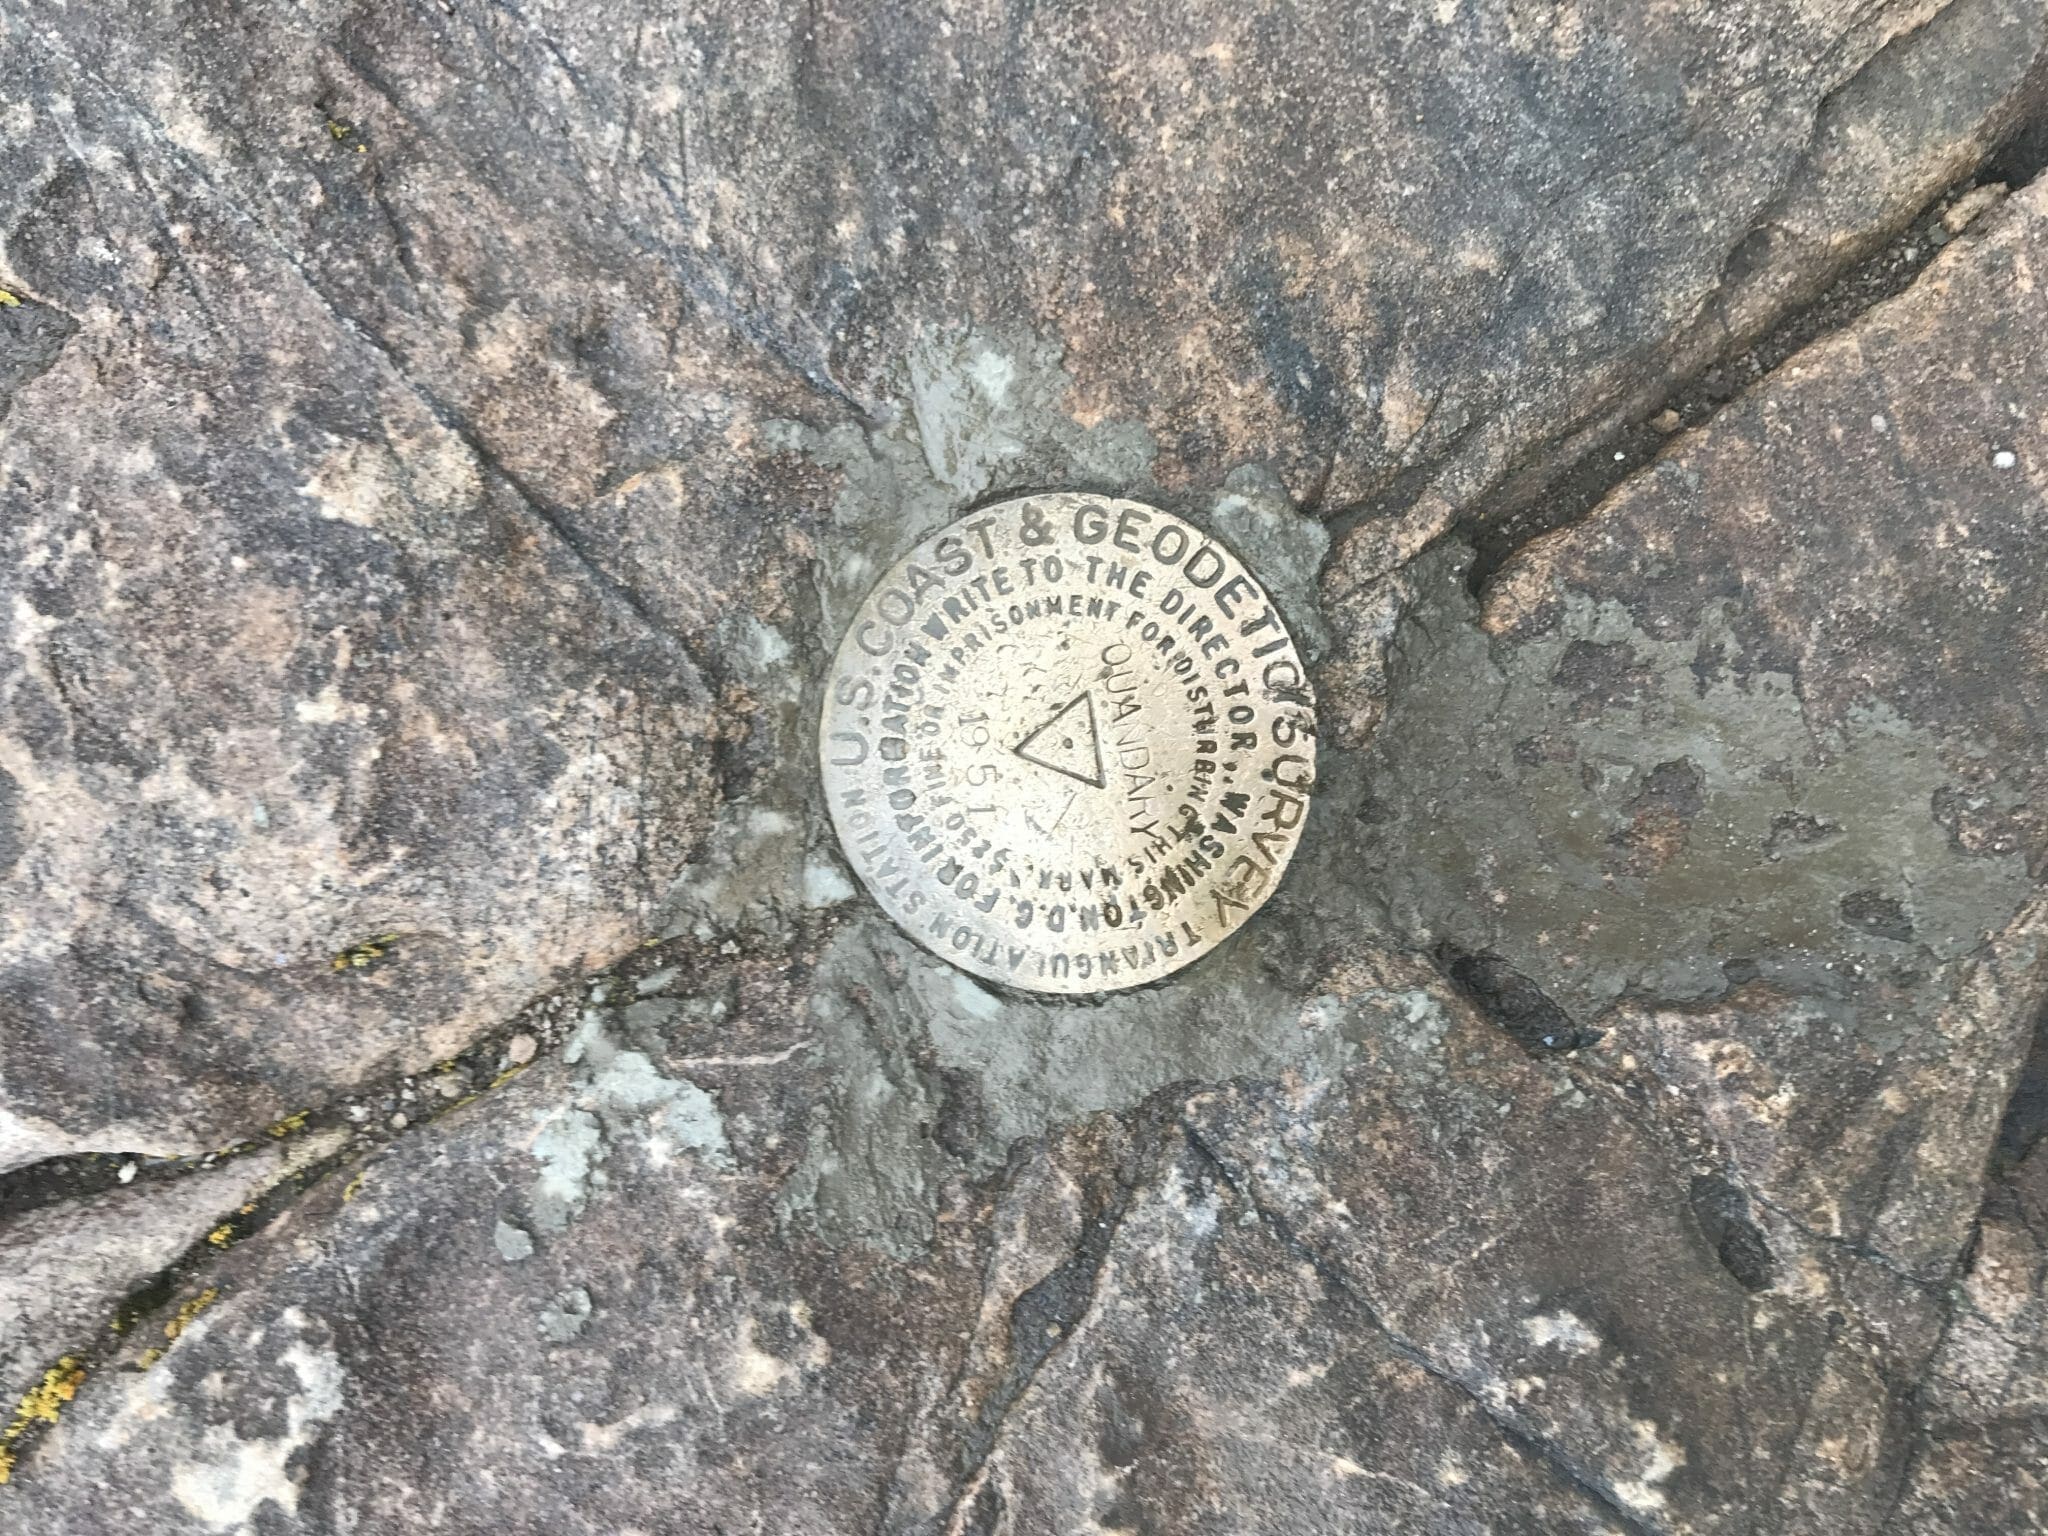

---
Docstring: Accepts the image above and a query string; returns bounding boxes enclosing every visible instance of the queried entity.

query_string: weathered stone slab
[4,0,2045,1164]
[0,1131,342,1432]
[3,2,2048,1531]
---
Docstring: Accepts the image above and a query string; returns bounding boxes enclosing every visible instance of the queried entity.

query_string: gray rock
[2,0,2043,1165]
[491,1220,534,1264]
[0,1133,342,1414]
[3,1,2048,1532]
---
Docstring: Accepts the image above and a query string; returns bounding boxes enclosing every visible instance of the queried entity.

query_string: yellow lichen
[329,933,400,972]
[13,1361,83,1425]
[0,289,18,307]
[489,1063,529,1091]
[266,1109,310,1138]
[135,1346,164,1372]
[163,1288,221,1344]
[206,1224,234,1248]
[0,1356,88,1483]
[326,118,353,140]
[341,1172,367,1203]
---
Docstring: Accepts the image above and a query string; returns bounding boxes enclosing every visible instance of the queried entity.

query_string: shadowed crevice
[1989,998,2048,1181]
[0,293,79,423]
[1462,87,2048,597]
[1437,945,1604,1056]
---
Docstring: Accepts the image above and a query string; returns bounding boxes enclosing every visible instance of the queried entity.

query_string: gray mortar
[1207,463,1332,661]
[639,319,2025,1257]
[687,324,1433,1253]
[778,905,1367,1254]
[1358,544,2035,1044]
[578,499,2036,1256]
[638,324,2035,1255]
[671,324,1162,946]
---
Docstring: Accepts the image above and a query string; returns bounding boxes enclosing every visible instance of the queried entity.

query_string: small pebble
[389,1112,408,1130]
[1652,409,1682,433]
[434,1075,464,1099]
[634,967,679,996]
[507,1033,538,1066]
[1871,414,1889,434]
[1992,449,2017,469]
[117,1162,137,1183]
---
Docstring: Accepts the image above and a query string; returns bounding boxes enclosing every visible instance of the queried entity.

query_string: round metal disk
[819,493,1317,995]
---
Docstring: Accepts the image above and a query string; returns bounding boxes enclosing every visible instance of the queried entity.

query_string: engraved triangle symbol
[1011,692,1104,788]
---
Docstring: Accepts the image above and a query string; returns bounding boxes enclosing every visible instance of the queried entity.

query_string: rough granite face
[2,0,2047,1532]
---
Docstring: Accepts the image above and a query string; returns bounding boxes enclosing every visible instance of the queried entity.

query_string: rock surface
[4,0,2046,1165]
[2,0,2048,1532]
[0,1130,343,1413]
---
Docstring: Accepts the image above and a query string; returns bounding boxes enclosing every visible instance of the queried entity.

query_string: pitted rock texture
[4,1,2048,1533]
[4,0,2046,1163]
